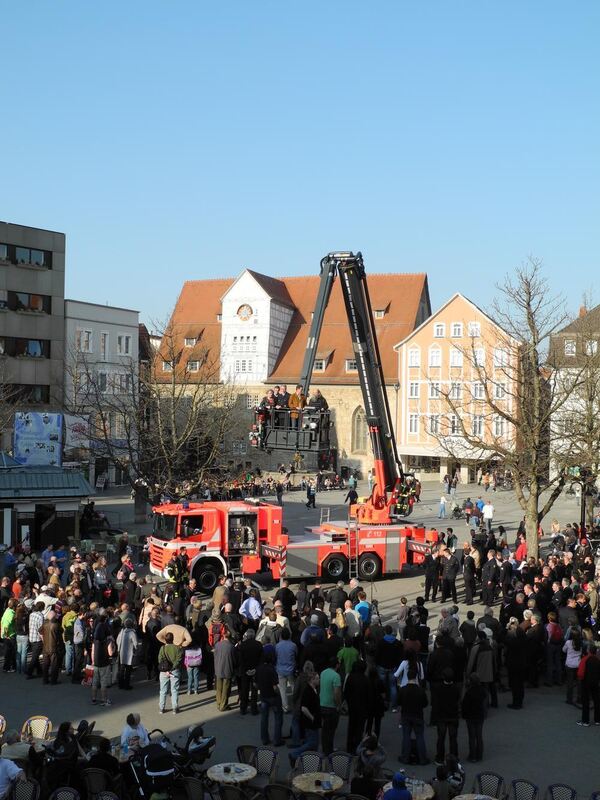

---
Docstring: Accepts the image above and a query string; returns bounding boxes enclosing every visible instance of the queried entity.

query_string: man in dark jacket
[580,643,600,726]
[424,551,441,602]
[441,551,460,603]
[236,629,263,715]
[431,667,460,764]
[375,626,404,711]
[214,630,235,711]
[327,582,348,618]
[255,648,284,746]
[41,610,63,685]
[461,673,487,761]
[500,556,513,598]
[273,579,296,621]
[481,551,500,606]
[397,666,429,765]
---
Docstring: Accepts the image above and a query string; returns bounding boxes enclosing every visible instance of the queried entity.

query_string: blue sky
[3,2,599,325]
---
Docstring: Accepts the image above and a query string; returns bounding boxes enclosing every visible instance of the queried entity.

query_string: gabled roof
[245,271,295,309]
[393,292,514,350]
[0,465,93,499]
[557,303,600,335]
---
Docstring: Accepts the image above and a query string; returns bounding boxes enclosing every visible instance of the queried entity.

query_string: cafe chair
[21,716,52,741]
[472,772,507,799]
[545,786,578,800]
[246,747,279,794]
[510,780,540,800]
[292,751,326,775]
[176,777,209,800]
[81,768,113,799]
[264,783,300,800]
[48,790,81,800]
[8,779,41,800]
[327,752,355,790]
[0,715,7,740]
[237,744,258,765]
[94,794,120,800]
[220,786,250,800]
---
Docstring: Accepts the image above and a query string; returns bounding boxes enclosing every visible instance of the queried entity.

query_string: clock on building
[237,304,253,321]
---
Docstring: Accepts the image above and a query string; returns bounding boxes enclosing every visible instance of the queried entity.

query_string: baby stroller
[130,742,176,799]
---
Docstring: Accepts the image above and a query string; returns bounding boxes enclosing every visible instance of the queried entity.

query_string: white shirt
[120,723,150,751]
[394,659,424,687]
[482,503,494,519]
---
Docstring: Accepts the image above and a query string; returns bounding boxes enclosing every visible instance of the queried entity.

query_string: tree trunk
[525,493,539,561]
[134,490,148,524]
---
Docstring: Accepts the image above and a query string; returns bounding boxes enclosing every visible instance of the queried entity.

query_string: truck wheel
[358,553,381,581]
[322,555,348,581]
[193,561,220,593]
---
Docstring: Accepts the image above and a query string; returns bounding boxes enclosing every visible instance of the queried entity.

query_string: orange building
[394,293,515,483]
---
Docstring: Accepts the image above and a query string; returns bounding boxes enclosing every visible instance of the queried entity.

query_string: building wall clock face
[237,304,253,321]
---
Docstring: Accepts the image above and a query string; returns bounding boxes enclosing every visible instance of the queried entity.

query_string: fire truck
[148,252,438,589]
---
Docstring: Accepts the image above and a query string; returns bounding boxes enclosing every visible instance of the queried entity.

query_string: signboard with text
[13,412,63,466]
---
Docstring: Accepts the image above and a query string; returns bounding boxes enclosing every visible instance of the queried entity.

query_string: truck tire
[358,553,381,581]
[321,554,348,581]
[192,560,221,593]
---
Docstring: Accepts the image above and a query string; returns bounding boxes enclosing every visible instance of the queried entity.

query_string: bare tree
[65,319,239,521]
[433,258,575,559]
[551,300,600,526]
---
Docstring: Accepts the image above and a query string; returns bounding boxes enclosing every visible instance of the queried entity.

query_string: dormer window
[184,337,196,347]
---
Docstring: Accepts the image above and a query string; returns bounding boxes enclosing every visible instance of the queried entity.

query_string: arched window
[352,406,369,454]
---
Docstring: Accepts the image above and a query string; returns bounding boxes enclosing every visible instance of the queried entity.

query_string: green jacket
[1,607,16,638]
[158,643,183,670]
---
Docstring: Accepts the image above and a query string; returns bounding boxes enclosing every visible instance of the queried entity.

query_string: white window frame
[429,347,441,368]
[408,348,420,367]
[408,382,420,399]
[585,339,598,356]
[472,414,484,436]
[429,414,440,434]
[246,393,260,410]
[449,414,459,435]
[374,309,385,319]
[564,339,576,356]
[450,382,462,400]
[451,322,463,338]
[429,381,440,398]
[313,359,326,372]
[434,323,445,338]
[473,382,484,399]
[76,329,92,354]
[162,360,174,372]
[184,337,196,347]
[494,415,505,437]
[494,382,507,399]
[187,360,200,372]
[468,321,481,338]
[345,359,358,372]
[409,413,419,434]
[117,334,132,356]
[100,331,109,361]
[98,371,108,393]
[450,348,463,368]
[493,347,509,368]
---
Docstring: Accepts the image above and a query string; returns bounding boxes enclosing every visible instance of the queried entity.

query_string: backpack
[259,623,282,645]
[548,622,563,644]
[208,621,225,647]
[184,647,203,668]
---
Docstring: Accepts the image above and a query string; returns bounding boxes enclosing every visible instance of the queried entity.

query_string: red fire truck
[148,252,438,589]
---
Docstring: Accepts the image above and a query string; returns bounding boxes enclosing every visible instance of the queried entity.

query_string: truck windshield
[152,513,177,541]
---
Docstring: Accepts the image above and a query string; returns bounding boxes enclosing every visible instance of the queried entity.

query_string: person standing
[214,629,235,712]
[289,384,307,429]
[505,618,526,710]
[463,546,477,606]
[344,661,370,754]
[481,551,499,607]
[431,667,460,764]
[275,628,297,713]
[461,673,487,762]
[482,501,494,533]
[439,495,447,519]
[424,550,441,603]
[306,481,317,509]
[116,618,137,690]
[319,657,342,755]
[579,643,600,726]
[40,610,63,685]
[256,649,284,746]
[26,601,45,679]
[1,598,17,673]
[289,672,321,763]
[157,631,183,714]
[441,550,460,604]
[397,665,429,765]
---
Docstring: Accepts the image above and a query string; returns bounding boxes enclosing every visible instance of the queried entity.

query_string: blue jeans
[439,504,446,518]
[377,666,398,710]
[187,666,200,693]
[159,669,181,711]
[16,636,29,674]
[401,715,427,763]
[260,696,283,745]
[64,642,74,673]
[289,727,319,760]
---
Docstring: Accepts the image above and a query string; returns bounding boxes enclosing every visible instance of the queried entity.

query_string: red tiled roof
[165,271,429,384]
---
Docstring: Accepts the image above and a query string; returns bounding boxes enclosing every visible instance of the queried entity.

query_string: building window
[100,332,109,361]
[468,321,481,337]
[409,382,420,399]
[564,339,576,356]
[493,348,509,368]
[246,393,260,410]
[451,323,463,337]
[232,440,247,455]
[114,373,132,393]
[0,244,7,261]
[217,313,222,321]
[345,359,357,372]
[429,382,440,398]
[8,291,51,313]
[450,348,463,368]
[472,414,484,436]
[450,382,462,400]
[449,414,459,435]
[408,348,420,367]
[117,334,131,355]
[494,415,505,437]
[374,309,386,319]
[14,339,49,358]
[10,384,50,404]
[0,290,6,309]
[11,245,52,269]
[184,337,196,347]
[434,323,445,338]
[313,359,326,372]
[429,348,441,367]
[76,329,92,353]
[473,348,485,367]
[187,360,200,372]
[162,360,174,372]
[585,340,598,356]
[409,414,419,434]
[98,372,108,393]
[351,407,368,454]
[495,382,507,399]
[473,382,484,399]
[429,414,440,434]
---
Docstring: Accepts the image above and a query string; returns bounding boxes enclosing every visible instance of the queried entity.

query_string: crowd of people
[2,510,600,798]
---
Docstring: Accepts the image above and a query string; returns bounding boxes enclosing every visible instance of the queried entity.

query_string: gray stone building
[0,222,66,448]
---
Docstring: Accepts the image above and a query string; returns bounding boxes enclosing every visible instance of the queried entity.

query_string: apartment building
[394,293,515,482]
[64,300,139,487]
[0,222,66,447]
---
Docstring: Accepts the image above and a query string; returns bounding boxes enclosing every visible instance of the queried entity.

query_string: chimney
[579,305,587,318]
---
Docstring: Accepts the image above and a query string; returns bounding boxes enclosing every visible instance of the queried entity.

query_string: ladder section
[319,507,331,525]
[347,520,359,580]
